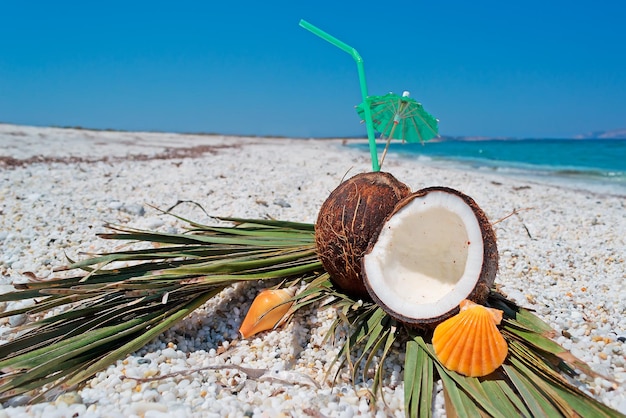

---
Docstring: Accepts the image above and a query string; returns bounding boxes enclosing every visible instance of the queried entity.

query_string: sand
[0,123,625,417]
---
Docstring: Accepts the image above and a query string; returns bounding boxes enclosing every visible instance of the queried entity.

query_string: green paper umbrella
[356,91,439,168]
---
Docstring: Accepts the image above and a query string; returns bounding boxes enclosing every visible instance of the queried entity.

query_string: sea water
[350,139,626,195]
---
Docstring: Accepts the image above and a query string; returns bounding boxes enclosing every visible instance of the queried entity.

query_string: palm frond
[307,283,623,417]
[397,292,624,418]
[0,215,622,418]
[0,217,323,402]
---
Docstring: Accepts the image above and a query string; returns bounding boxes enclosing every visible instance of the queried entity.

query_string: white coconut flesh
[363,190,485,321]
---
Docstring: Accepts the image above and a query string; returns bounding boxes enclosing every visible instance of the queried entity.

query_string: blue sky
[1,1,625,138]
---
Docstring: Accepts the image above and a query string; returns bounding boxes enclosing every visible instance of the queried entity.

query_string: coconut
[315,172,411,298]
[361,186,498,328]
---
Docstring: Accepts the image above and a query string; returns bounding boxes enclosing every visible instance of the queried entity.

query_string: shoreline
[347,141,626,198]
[1,124,624,416]
[411,155,626,199]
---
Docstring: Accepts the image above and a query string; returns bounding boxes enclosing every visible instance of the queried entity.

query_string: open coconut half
[362,186,498,327]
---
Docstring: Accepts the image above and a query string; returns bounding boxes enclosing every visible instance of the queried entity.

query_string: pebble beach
[1,123,625,417]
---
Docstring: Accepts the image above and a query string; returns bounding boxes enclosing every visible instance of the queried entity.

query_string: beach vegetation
[0,191,623,417]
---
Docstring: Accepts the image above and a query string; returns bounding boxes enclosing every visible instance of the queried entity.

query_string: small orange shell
[432,299,508,377]
[239,288,295,339]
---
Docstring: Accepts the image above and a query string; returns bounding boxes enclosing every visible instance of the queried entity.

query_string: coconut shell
[315,172,411,298]
[362,186,499,328]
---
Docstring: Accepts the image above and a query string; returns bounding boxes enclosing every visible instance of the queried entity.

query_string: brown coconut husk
[315,172,411,298]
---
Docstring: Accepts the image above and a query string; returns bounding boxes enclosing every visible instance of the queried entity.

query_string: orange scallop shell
[239,288,295,339]
[432,299,508,377]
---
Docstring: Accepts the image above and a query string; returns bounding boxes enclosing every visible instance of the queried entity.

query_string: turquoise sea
[350,139,626,195]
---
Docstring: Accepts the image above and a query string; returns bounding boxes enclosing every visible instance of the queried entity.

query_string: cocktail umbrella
[356,91,439,168]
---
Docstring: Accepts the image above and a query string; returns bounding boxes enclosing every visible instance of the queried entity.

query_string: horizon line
[1,122,625,141]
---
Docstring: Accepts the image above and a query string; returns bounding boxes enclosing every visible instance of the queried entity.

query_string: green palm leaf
[319,288,623,417]
[0,214,622,418]
[404,336,434,418]
[0,217,323,402]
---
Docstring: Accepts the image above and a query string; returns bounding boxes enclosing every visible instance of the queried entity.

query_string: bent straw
[299,19,380,172]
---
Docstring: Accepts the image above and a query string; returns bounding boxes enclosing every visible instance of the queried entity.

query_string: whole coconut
[315,172,411,298]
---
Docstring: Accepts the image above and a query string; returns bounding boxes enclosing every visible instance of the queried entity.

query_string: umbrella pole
[379,136,392,169]
[299,19,380,172]
[379,122,398,169]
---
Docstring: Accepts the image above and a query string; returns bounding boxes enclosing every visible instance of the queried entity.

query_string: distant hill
[573,129,626,139]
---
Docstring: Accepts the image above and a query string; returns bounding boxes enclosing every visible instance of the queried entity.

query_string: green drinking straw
[299,19,380,172]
